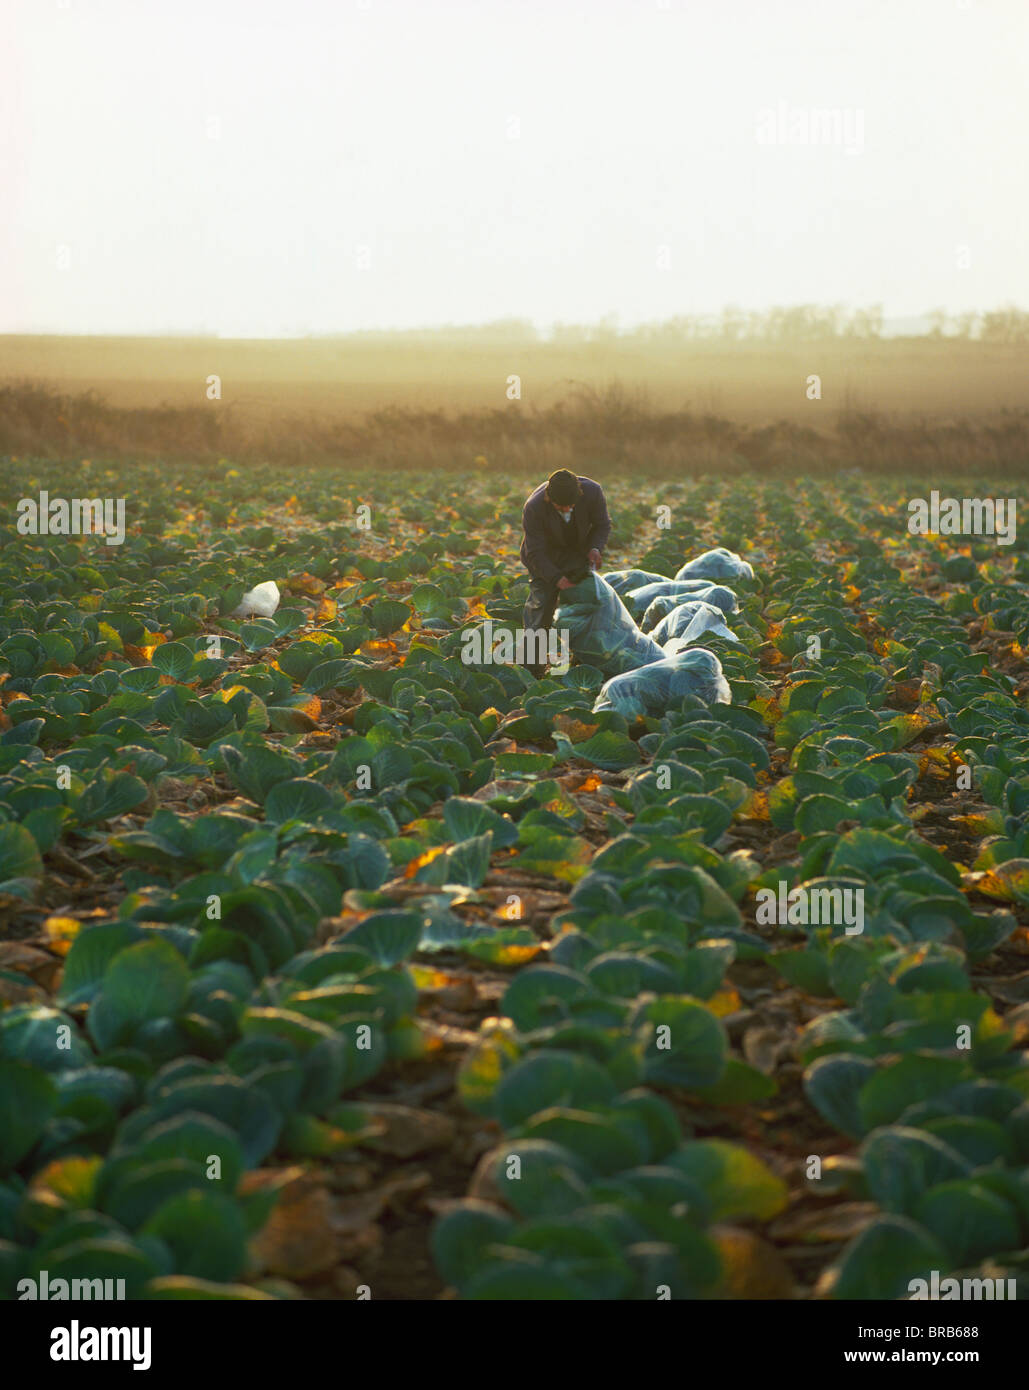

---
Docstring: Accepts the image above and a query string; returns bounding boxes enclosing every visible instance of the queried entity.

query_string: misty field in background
[2,314,1029,476]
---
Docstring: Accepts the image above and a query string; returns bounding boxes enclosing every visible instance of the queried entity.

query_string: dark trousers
[523,577,559,674]
[524,577,559,633]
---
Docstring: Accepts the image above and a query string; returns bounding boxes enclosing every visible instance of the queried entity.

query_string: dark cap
[545,469,581,506]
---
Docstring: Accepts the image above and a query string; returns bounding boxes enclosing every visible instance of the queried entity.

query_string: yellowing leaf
[458,1025,520,1112]
[952,809,1005,836]
[917,745,953,778]
[409,965,458,988]
[882,708,937,748]
[973,861,1029,905]
[713,1227,795,1299]
[30,1155,102,1207]
[404,844,448,879]
[289,572,325,595]
[486,942,542,966]
[706,987,742,1018]
[44,916,81,956]
[553,714,600,743]
[978,1006,1009,1045]
[740,789,770,821]
[749,694,782,726]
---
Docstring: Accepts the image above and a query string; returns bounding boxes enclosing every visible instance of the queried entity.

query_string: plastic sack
[674,547,754,583]
[556,572,665,677]
[641,584,739,631]
[623,578,727,620]
[651,599,731,643]
[593,648,732,718]
[232,580,281,618]
[654,601,739,647]
[602,569,670,596]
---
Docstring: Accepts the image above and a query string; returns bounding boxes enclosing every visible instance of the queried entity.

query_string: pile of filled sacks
[554,548,754,717]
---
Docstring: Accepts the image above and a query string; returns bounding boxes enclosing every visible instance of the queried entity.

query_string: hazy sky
[4,0,1027,335]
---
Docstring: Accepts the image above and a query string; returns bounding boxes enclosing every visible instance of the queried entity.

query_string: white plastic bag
[623,578,723,621]
[601,569,669,596]
[593,648,732,717]
[674,547,754,583]
[555,572,665,677]
[641,584,739,631]
[660,602,739,649]
[232,580,281,619]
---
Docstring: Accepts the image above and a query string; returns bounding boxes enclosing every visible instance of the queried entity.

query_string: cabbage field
[3,457,1029,1304]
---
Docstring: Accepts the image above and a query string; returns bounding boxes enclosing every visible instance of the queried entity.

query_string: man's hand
[588,549,602,571]
[557,575,574,591]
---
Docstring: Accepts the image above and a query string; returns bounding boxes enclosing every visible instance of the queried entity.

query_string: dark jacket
[519,476,612,584]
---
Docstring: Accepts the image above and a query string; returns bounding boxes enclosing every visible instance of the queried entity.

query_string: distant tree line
[926,306,1029,343]
[323,305,1029,346]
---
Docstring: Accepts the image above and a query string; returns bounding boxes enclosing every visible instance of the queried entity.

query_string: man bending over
[519,469,611,677]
